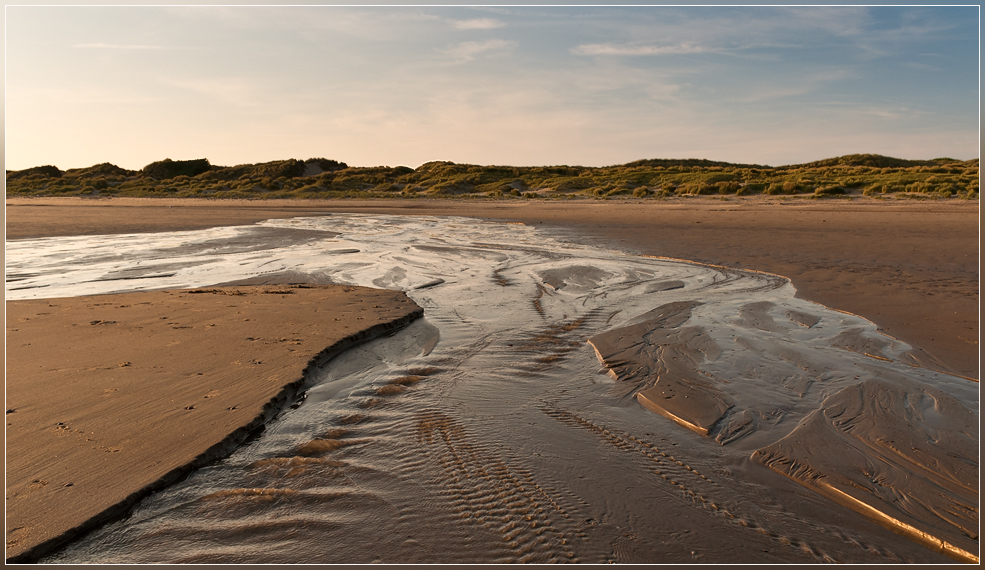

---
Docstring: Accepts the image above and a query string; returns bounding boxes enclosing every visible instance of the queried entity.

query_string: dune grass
[6,154,978,201]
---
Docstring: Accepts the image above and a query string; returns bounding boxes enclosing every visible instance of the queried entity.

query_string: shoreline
[7,196,978,377]
[5,194,978,239]
[4,198,978,563]
[5,285,423,562]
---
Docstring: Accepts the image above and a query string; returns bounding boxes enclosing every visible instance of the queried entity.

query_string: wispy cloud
[724,68,852,104]
[857,106,930,120]
[572,42,718,56]
[5,6,976,170]
[442,39,515,63]
[452,18,505,30]
[161,76,259,107]
[74,43,166,50]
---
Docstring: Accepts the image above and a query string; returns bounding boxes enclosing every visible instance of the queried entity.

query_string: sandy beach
[5,284,422,562]
[7,196,978,377]
[6,0,980,563]
[5,196,979,563]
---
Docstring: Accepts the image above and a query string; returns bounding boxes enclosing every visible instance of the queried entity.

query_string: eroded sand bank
[5,285,422,562]
[754,376,978,561]
[587,301,978,562]
[6,212,976,564]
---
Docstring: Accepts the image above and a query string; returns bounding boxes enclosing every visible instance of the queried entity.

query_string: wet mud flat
[5,214,978,564]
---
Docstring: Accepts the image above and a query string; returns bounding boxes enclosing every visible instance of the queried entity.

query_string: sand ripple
[9,214,976,564]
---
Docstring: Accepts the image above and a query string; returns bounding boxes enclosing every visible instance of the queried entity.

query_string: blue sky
[4,5,979,170]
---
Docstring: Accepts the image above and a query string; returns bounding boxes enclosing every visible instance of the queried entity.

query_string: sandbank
[4,197,978,563]
[5,285,421,562]
[6,196,979,377]
[586,298,978,563]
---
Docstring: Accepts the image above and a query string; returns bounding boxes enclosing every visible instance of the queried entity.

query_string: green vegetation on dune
[5,154,978,201]
[787,153,940,169]
[6,165,62,181]
[141,158,212,180]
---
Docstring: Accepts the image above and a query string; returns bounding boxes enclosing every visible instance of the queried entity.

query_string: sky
[4,5,980,171]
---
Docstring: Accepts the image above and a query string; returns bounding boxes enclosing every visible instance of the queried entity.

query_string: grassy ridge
[5,154,978,200]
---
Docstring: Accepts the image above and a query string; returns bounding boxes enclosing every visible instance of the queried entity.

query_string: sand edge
[5,303,424,564]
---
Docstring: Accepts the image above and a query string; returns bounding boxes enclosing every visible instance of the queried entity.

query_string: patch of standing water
[7,214,976,564]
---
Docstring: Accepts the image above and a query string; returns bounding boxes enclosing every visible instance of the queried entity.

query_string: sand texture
[6,197,978,378]
[5,285,422,562]
[589,303,978,562]
[4,198,979,564]
[587,301,734,435]
[753,376,978,562]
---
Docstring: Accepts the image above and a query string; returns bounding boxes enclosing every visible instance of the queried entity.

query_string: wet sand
[6,196,979,377]
[5,285,422,562]
[4,197,979,563]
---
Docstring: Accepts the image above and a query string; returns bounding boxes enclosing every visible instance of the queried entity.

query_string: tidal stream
[6,214,977,564]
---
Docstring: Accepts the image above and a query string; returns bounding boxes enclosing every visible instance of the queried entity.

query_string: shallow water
[6,214,977,563]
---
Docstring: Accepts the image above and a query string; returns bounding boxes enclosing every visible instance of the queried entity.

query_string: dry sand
[6,196,979,377]
[4,196,979,562]
[5,285,422,562]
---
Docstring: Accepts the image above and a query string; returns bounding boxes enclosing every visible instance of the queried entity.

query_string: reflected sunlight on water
[7,214,976,564]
